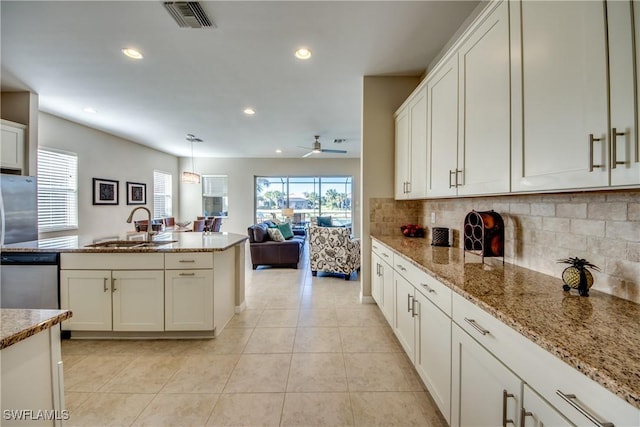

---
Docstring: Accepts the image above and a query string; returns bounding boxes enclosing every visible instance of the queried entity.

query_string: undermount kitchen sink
[85,240,177,249]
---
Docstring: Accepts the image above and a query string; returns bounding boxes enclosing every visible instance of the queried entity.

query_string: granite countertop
[0,231,248,253]
[0,309,72,349]
[371,234,640,410]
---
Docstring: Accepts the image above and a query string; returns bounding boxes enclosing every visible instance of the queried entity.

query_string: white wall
[38,113,180,239]
[178,157,360,237]
[360,76,421,299]
[1,91,39,175]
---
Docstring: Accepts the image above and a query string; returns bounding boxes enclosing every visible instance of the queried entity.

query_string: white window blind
[202,175,228,196]
[37,148,78,232]
[153,170,172,218]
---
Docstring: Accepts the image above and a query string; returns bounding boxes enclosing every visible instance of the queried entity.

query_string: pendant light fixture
[182,133,202,184]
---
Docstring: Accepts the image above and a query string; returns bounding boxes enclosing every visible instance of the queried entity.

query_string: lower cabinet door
[112,270,164,331]
[60,270,112,331]
[522,384,572,427]
[451,324,521,427]
[380,258,394,325]
[394,273,416,362]
[371,253,382,305]
[165,269,214,331]
[414,291,452,424]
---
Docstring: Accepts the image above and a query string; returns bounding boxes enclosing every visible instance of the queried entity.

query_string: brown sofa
[247,221,306,269]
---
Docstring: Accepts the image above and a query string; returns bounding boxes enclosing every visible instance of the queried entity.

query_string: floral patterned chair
[308,225,361,280]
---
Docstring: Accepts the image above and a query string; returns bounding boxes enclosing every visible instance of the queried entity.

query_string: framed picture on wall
[126,181,146,205]
[92,178,119,205]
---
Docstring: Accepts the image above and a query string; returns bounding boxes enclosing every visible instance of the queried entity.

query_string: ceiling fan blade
[302,151,314,158]
[321,149,347,154]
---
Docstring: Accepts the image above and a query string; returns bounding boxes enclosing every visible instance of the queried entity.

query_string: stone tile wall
[369,190,640,303]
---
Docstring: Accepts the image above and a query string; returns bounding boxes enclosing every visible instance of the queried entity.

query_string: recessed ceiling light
[295,48,312,60]
[122,48,143,59]
[275,149,282,154]
[243,108,256,115]
[83,107,97,114]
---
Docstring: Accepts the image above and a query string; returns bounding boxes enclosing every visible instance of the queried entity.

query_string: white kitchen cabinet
[371,239,395,324]
[428,1,510,198]
[521,384,572,427]
[456,0,510,196]
[165,252,215,332]
[413,289,451,425]
[510,0,610,192]
[60,270,112,331]
[608,0,640,186]
[451,323,521,427]
[0,119,26,172]
[112,270,164,331]
[165,269,214,331]
[394,272,416,362]
[427,54,459,197]
[395,86,428,200]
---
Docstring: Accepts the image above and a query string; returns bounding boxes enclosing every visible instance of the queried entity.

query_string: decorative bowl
[176,221,191,228]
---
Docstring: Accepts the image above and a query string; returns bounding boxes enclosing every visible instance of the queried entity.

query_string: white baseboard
[235,301,246,313]
[360,294,375,304]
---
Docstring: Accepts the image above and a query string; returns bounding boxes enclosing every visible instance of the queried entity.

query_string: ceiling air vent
[163,2,216,29]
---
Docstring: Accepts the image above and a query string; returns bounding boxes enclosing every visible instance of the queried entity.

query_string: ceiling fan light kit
[300,135,348,157]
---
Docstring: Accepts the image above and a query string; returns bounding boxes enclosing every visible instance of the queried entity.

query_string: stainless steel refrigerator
[0,174,38,244]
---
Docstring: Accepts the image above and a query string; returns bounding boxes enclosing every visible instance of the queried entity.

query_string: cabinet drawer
[452,291,514,361]
[414,273,452,316]
[61,253,164,270]
[165,252,213,269]
[371,239,393,264]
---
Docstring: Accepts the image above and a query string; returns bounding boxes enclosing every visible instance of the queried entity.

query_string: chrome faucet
[126,206,156,241]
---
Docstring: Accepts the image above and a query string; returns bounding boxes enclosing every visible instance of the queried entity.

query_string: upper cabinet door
[457,0,511,196]
[609,0,640,186]
[407,87,428,199]
[395,107,410,199]
[428,54,459,197]
[511,0,609,192]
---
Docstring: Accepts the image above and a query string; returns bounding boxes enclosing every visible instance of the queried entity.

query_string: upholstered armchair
[308,225,361,280]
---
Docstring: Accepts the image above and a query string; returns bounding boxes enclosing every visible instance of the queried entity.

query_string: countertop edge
[0,310,72,350]
[371,235,640,410]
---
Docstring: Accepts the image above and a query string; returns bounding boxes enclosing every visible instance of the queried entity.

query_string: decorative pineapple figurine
[557,257,600,297]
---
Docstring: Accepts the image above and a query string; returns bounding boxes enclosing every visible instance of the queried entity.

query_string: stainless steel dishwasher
[0,252,60,308]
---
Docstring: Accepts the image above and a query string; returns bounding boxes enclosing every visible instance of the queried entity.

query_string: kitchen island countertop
[0,309,72,349]
[0,231,248,253]
[372,234,640,410]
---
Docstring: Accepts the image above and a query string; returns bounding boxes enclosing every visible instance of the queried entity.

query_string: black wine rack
[463,210,504,264]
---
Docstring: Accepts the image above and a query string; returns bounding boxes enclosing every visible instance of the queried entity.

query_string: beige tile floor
[61,249,447,426]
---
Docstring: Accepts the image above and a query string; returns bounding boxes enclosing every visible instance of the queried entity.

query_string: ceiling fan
[299,135,347,158]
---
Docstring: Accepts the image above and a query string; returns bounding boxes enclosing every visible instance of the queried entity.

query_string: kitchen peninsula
[2,231,248,339]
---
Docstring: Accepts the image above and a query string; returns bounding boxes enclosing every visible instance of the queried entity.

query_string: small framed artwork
[92,178,119,205]
[126,181,146,205]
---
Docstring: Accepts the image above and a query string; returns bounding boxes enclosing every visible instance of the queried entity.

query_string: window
[202,175,228,217]
[255,176,352,226]
[153,170,172,218]
[37,148,78,232]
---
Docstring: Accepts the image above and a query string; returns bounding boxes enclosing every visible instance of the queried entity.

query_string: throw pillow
[317,216,332,227]
[267,228,285,242]
[277,222,294,240]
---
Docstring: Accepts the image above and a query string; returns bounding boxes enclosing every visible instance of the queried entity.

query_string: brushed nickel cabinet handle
[396,264,407,271]
[112,278,117,292]
[520,408,532,427]
[103,277,108,293]
[382,253,390,258]
[556,390,614,427]
[421,283,436,293]
[179,259,196,263]
[179,272,196,276]
[464,317,490,335]
[411,298,418,317]
[449,170,456,188]
[611,127,626,169]
[407,294,413,312]
[456,169,462,187]
[502,390,515,426]
[589,134,604,171]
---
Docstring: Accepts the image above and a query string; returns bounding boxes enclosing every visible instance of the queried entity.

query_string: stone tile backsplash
[370,190,640,303]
